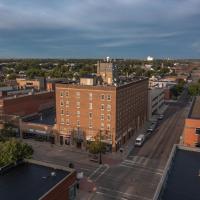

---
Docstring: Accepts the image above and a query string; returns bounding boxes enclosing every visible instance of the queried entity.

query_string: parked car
[158,114,164,120]
[135,134,145,147]
[147,123,157,132]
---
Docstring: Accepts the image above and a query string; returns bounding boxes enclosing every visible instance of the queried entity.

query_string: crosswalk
[123,156,150,167]
[120,156,164,175]
[88,164,109,182]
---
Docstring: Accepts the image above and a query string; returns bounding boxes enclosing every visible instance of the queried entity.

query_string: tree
[188,83,200,96]
[87,135,106,154]
[0,139,33,167]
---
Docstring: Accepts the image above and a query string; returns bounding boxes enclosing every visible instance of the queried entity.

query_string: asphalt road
[92,89,191,200]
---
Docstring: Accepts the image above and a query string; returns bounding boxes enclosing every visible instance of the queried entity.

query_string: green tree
[87,133,106,155]
[0,139,33,167]
[188,83,200,96]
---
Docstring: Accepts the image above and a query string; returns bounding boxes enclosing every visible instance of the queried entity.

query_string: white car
[135,134,145,147]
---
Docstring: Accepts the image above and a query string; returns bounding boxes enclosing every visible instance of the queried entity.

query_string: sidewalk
[76,177,96,200]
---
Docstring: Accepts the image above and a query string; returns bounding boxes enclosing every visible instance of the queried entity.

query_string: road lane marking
[94,164,110,182]
[120,164,163,176]
[88,165,103,180]
[96,191,127,200]
[98,186,152,200]
[122,159,164,173]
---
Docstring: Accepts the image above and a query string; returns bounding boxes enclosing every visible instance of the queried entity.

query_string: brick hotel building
[55,61,148,151]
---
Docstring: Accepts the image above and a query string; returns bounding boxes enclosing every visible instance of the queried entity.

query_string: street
[91,89,190,200]
[24,89,191,200]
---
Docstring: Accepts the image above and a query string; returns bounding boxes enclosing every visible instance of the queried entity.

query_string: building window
[77,110,80,117]
[69,183,76,200]
[107,114,111,121]
[61,118,64,124]
[107,104,111,111]
[89,112,92,119]
[60,91,64,97]
[101,104,104,110]
[76,91,80,97]
[66,119,70,125]
[77,101,80,108]
[66,91,69,96]
[60,101,64,106]
[66,100,69,106]
[77,120,80,127]
[89,121,92,128]
[196,128,200,135]
[66,110,69,116]
[61,109,64,115]
[89,93,93,100]
[101,94,105,100]
[101,123,104,130]
[107,94,111,101]
[101,114,104,120]
[89,103,92,110]
[107,124,111,131]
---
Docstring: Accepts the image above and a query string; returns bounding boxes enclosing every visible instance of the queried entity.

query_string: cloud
[0,0,199,57]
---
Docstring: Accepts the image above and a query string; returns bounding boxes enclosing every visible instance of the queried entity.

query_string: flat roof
[0,162,70,200]
[28,109,55,125]
[162,149,200,200]
[188,96,200,119]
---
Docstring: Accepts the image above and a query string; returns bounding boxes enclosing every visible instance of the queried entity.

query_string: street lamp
[99,130,102,164]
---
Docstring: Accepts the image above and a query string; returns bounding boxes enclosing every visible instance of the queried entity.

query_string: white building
[148,88,165,120]
[147,56,154,61]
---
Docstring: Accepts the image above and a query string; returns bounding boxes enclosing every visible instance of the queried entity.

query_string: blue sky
[0,0,200,58]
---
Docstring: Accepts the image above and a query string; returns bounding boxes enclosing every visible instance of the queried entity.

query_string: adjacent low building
[148,88,165,119]
[183,96,200,147]
[0,160,77,200]
[155,145,200,200]
[0,91,54,118]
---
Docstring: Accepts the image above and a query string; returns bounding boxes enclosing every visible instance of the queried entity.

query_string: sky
[0,0,200,58]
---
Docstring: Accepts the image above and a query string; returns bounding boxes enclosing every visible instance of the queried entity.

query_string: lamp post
[99,130,102,164]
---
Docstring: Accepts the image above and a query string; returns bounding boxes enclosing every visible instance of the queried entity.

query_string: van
[135,134,145,147]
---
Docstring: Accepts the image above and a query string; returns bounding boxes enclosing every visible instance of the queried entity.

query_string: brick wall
[41,171,76,200]
[183,119,200,147]
[1,92,55,117]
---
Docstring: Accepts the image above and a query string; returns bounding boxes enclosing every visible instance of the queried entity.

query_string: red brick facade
[183,119,200,147]
[0,92,55,117]
[55,78,148,151]
[41,172,76,200]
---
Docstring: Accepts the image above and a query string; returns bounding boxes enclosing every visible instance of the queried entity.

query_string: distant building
[0,160,77,200]
[147,56,154,61]
[16,77,46,91]
[183,96,200,147]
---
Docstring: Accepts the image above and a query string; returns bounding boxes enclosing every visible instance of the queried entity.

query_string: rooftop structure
[0,160,76,200]
[159,147,200,200]
[189,96,200,119]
